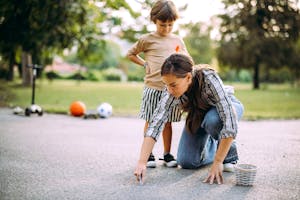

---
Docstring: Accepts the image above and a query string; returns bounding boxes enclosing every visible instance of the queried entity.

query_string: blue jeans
[177,96,244,169]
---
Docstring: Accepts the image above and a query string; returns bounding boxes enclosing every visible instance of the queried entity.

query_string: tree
[64,40,122,70]
[217,0,300,89]
[181,22,214,64]
[0,0,88,85]
[0,0,137,84]
[70,0,137,69]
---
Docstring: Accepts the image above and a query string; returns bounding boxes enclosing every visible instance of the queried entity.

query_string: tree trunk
[22,52,32,86]
[253,62,260,89]
[7,51,15,81]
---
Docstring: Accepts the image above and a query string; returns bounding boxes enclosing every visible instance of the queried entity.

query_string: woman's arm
[134,91,180,183]
[203,71,238,184]
[134,137,156,183]
[205,71,238,139]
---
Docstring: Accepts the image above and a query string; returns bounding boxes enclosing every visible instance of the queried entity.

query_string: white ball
[97,102,113,118]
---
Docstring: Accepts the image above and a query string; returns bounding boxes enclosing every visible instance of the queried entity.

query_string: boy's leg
[162,122,172,154]
[162,122,177,167]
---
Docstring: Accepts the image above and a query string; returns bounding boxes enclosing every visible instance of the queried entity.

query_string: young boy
[127,0,190,168]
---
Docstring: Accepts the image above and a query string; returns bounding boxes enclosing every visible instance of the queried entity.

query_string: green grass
[234,83,300,120]
[1,79,300,119]
[4,80,143,116]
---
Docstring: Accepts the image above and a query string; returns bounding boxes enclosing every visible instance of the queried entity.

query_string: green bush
[102,68,122,81]
[0,66,8,79]
[86,71,99,81]
[219,70,238,82]
[67,72,87,80]
[127,71,144,82]
[267,67,293,83]
[238,70,252,82]
[45,71,61,80]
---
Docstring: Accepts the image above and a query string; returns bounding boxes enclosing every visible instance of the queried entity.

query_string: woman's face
[162,73,192,98]
[155,19,174,36]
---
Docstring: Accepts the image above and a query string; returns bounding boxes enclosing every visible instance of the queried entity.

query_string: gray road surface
[0,108,300,200]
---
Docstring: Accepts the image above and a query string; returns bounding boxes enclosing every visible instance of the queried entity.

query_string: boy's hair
[150,0,179,23]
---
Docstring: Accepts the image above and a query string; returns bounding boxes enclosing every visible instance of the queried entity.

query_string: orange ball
[70,101,86,116]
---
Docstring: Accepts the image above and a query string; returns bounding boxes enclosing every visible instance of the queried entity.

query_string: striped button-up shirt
[145,68,238,141]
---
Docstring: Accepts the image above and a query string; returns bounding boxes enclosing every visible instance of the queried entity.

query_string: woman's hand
[134,161,147,184]
[203,161,224,184]
[134,137,156,184]
[203,137,234,185]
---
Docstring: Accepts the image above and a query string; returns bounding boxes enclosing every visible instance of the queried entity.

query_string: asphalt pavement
[0,108,299,200]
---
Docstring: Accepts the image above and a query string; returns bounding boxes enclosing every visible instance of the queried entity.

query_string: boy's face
[155,19,174,36]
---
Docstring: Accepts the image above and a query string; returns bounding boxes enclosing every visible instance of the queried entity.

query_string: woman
[134,53,244,185]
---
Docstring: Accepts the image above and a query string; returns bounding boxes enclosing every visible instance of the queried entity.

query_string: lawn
[232,83,300,119]
[1,79,300,119]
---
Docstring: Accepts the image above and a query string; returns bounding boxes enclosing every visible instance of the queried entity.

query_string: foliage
[181,22,214,64]
[101,68,123,81]
[0,0,138,81]
[0,0,89,81]
[0,0,89,57]
[63,40,122,70]
[71,1,137,68]
[261,66,294,83]
[217,0,300,89]
[127,71,145,82]
[219,68,253,83]
[45,70,100,82]
[0,81,15,107]
[45,71,62,80]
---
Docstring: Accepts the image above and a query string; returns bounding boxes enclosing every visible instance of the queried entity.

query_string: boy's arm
[127,53,147,68]
[127,36,147,68]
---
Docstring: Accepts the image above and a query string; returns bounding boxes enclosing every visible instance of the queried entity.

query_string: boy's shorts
[139,87,182,122]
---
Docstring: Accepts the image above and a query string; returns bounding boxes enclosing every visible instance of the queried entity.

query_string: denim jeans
[177,96,244,169]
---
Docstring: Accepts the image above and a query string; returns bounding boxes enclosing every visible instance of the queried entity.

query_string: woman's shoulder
[193,64,215,74]
[192,65,217,84]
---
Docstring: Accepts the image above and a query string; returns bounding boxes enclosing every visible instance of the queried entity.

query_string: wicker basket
[234,164,257,186]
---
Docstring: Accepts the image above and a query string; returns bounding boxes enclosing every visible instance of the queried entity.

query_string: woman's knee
[201,109,221,139]
[203,113,220,128]
[235,102,244,120]
[231,96,244,120]
[177,156,198,169]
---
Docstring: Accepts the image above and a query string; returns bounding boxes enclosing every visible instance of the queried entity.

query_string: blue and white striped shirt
[145,68,238,141]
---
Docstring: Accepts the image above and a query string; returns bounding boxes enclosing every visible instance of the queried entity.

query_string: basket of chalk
[234,164,257,186]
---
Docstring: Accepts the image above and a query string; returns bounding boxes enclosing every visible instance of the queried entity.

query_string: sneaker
[147,153,156,168]
[223,162,237,172]
[160,153,177,168]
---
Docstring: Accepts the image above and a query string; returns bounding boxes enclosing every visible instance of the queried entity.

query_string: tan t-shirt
[127,32,190,90]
